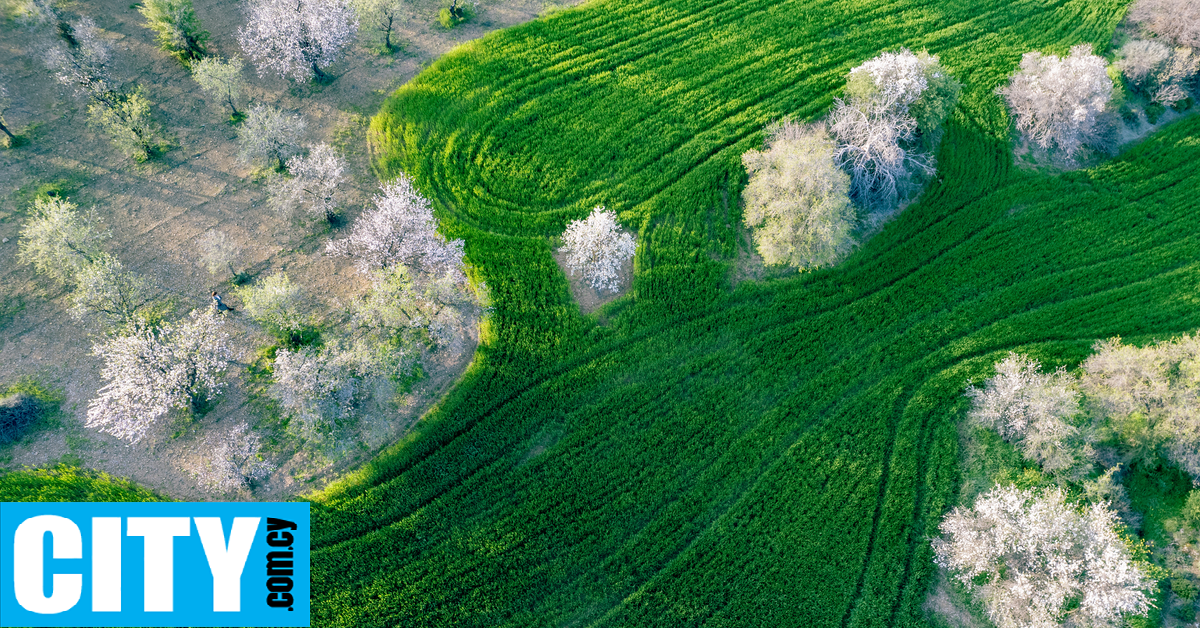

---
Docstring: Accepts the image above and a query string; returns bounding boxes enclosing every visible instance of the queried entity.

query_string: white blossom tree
[831,49,959,211]
[237,104,305,169]
[43,17,115,99]
[968,352,1094,478]
[192,56,246,118]
[70,254,158,329]
[269,346,356,440]
[1080,335,1200,483]
[559,206,636,292]
[933,485,1154,628]
[326,175,466,278]
[86,310,232,443]
[350,0,403,52]
[996,44,1114,157]
[17,196,110,285]
[238,0,358,83]
[190,422,274,493]
[742,120,855,270]
[267,143,347,223]
[1128,0,1200,47]
[1115,40,1198,107]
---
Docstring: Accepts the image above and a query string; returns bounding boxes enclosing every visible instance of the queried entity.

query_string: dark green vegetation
[0,465,169,502]
[300,0,1200,625]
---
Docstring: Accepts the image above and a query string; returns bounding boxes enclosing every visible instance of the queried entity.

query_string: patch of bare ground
[924,567,988,628]
[0,0,582,498]
[552,242,633,316]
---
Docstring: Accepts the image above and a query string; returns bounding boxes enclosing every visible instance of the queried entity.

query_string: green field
[301,0,1200,625]
[9,0,1200,625]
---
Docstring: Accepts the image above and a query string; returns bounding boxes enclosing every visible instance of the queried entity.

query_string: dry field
[0,0,579,499]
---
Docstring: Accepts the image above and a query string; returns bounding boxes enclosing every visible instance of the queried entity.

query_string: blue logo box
[1,502,309,627]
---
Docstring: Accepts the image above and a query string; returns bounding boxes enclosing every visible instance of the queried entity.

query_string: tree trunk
[226,93,239,116]
[311,61,329,82]
[0,120,14,141]
[384,16,393,50]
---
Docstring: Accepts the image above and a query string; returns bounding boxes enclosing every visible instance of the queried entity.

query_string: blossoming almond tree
[238,0,358,83]
[190,422,274,493]
[267,143,347,223]
[933,485,1153,628]
[559,206,636,293]
[86,310,232,443]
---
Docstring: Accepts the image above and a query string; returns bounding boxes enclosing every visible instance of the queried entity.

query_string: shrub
[741,120,855,270]
[438,0,474,28]
[997,44,1114,157]
[934,485,1154,628]
[0,394,40,444]
[138,0,208,66]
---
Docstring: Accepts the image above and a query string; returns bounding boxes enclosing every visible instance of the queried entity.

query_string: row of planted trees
[738,0,1199,275]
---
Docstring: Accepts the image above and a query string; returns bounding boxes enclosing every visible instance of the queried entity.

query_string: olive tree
[267,143,347,223]
[831,49,960,211]
[138,0,208,66]
[238,0,358,83]
[233,272,311,341]
[86,310,232,443]
[742,120,855,270]
[17,196,110,285]
[996,44,1114,157]
[237,104,305,169]
[71,254,158,329]
[559,206,636,292]
[967,352,1094,479]
[933,485,1154,628]
[192,56,245,118]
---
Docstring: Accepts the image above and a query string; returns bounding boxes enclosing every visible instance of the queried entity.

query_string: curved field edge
[299,0,1200,626]
[0,465,172,502]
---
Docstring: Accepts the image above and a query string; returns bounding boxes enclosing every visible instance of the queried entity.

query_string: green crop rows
[9,0,1200,625]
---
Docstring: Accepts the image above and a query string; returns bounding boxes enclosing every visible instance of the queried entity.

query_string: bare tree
[71,254,158,329]
[559,206,636,293]
[326,175,466,278]
[934,485,1154,628]
[189,422,274,493]
[1128,0,1200,47]
[831,49,959,211]
[237,104,305,169]
[0,82,15,145]
[196,230,243,279]
[267,143,347,223]
[996,44,1114,157]
[742,120,855,270]
[967,352,1094,479]
[17,196,110,286]
[238,0,358,83]
[86,310,232,443]
[350,0,403,52]
[138,0,208,66]
[192,56,245,118]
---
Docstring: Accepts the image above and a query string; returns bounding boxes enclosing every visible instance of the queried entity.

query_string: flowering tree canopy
[17,196,110,286]
[934,485,1153,628]
[559,206,636,293]
[238,0,358,82]
[190,422,274,493]
[996,45,1114,157]
[267,143,347,223]
[86,310,232,443]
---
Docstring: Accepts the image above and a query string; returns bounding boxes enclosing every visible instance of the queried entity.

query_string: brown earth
[0,0,582,499]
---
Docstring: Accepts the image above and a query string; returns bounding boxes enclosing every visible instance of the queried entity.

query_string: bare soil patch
[0,0,581,498]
